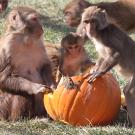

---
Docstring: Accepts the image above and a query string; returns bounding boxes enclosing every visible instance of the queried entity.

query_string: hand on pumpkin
[30,83,53,95]
[88,71,104,83]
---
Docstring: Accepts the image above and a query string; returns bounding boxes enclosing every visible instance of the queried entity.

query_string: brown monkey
[81,6,135,127]
[0,0,8,12]
[57,32,94,84]
[63,0,90,27]
[0,6,56,121]
[45,42,61,81]
[64,0,135,33]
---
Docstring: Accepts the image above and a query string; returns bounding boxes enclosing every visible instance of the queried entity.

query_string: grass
[0,0,134,134]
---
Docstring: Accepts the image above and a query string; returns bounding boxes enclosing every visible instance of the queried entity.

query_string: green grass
[0,0,134,134]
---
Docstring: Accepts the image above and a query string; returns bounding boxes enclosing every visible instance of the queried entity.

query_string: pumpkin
[121,93,126,106]
[44,68,121,126]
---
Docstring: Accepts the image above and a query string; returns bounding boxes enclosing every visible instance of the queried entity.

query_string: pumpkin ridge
[48,94,57,119]
[91,77,112,124]
[95,74,120,124]
[68,90,80,124]
[104,75,121,122]
[59,86,71,120]
[67,79,87,125]
[63,88,78,122]
[57,86,66,119]
[81,79,106,125]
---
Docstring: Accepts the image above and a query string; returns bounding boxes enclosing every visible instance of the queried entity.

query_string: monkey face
[0,0,8,12]
[62,32,84,58]
[63,0,90,27]
[82,6,109,38]
[7,7,43,38]
[25,13,43,37]
[63,6,81,27]
[66,44,82,57]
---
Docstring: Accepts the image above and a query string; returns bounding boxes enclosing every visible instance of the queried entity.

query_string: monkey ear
[8,10,20,23]
[79,0,90,8]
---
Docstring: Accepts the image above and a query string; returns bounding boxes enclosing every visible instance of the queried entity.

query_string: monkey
[0,0,8,12]
[64,0,135,34]
[56,32,94,86]
[63,0,90,27]
[80,6,135,127]
[0,6,56,121]
[45,42,61,81]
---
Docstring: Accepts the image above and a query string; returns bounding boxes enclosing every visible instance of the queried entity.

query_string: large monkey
[64,0,135,33]
[80,6,135,127]
[0,6,56,121]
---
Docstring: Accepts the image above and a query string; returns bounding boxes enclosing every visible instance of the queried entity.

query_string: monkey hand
[30,83,53,95]
[87,71,104,84]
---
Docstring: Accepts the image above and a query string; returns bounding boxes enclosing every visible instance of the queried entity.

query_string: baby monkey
[81,6,135,127]
[57,32,94,88]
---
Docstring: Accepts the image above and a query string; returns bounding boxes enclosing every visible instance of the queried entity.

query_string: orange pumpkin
[44,69,121,126]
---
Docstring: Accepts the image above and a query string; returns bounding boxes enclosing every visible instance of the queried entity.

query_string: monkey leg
[0,93,12,121]
[10,94,34,121]
[34,93,47,117]
[124,76,135,127]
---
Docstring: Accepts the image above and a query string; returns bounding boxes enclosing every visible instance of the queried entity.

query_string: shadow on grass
[40,15,76,34]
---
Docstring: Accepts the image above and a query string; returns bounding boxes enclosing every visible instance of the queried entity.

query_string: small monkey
[57,32,94,85]
[81,6,135,127]
[64,0,135,33]
[0,6,56,121]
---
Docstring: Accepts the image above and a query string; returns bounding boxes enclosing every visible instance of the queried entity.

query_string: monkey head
[81,6,109,38]
[6,6,43,38]
[0,0,8,12]
[63,0,90,27]
[61,32,84,57]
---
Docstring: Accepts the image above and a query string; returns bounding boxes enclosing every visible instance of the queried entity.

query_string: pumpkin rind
[44,71,121,126]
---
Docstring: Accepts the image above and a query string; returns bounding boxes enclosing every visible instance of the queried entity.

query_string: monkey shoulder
[91,37,107,57]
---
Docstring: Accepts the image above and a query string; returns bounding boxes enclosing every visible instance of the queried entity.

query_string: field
[0,0,134,134]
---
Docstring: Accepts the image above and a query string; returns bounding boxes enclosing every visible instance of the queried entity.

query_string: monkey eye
[68,46,73,49]
[65,11,72,16]
[74,45,78,48]
[68,45,78,50]
[83,19,90,24]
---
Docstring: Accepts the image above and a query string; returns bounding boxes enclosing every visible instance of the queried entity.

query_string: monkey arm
[0,76,47,95]
[0,59,47,95]
[97,51,120,74]
[41,63,56,89]
[92,57,104,72]
[88,51,120,83]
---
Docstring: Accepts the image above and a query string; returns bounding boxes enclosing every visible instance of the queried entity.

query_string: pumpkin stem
[66,78,79,90]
